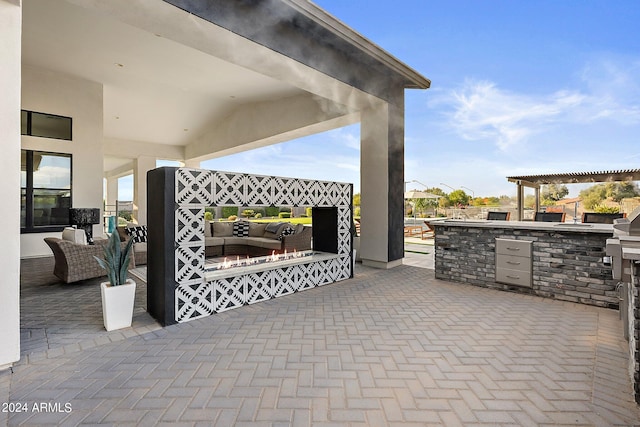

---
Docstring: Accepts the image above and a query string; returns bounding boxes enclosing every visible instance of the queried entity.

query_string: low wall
[434,223,619,308]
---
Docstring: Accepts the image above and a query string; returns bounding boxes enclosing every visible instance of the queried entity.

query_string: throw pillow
[278,226,296,241]
[126,225,148,243]
[232,221,250,237]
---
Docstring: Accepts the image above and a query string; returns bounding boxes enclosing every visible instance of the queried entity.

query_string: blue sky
[123,1,640,200]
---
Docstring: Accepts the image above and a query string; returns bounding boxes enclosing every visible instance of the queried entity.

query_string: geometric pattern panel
[272,176,298,206]
[176,168,213,206]
[316,181,339,207]
[311,260,335,287]
[335,182,351,206]
[175,243,205,285]
[175,282,214,322]
[213,276,246,313]
[297,179,320,206]
[297,263,318,292]
[246,174,273,206]
[246,270,274,304]
[213,172,245,206]
[336,255,352,281]
[273,266,302,297]
[176,207,204,245]
[337,207,351,255]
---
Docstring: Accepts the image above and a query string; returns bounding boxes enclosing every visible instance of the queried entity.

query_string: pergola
[507,169,640,220]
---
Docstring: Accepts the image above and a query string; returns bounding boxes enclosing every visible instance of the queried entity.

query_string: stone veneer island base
[432,220,618,308]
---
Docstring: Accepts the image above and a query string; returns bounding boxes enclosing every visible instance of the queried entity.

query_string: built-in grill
[604,206,640,403]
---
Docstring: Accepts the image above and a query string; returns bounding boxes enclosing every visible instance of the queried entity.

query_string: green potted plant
[94,232,136,331]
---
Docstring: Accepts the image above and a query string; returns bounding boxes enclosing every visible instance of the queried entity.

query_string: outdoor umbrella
[403,190,441,200]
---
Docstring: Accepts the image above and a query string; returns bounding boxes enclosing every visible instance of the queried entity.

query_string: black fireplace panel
[312,207,338,254]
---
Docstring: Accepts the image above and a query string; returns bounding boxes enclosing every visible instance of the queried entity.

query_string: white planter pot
[100,279,136,331]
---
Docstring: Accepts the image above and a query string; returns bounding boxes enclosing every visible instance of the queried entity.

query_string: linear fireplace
[146,167,354,326]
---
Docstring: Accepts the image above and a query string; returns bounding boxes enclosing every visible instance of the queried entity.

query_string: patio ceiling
[22,0,318,173]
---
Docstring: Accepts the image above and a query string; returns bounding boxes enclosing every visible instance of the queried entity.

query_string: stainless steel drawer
[495,238,532,257]
[496,267,532,287]
[496,253,531,272]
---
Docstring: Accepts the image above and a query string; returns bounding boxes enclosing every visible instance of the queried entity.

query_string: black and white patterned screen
[173,168,352,323]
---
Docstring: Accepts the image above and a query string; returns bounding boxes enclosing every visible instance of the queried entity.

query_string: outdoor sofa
[205,221,312,257]
[116,221,312,261]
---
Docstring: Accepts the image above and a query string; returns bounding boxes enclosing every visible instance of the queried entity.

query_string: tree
[579,184,607,209]
[607,181,640,203]
[353,193,361,207]
[578,182,640,209]
[448,189,470,206]
[541,184,569,205]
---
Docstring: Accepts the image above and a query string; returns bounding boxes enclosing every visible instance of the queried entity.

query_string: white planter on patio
[100,279,136,331]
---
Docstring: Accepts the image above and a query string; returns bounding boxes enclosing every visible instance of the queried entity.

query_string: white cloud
[436,57,640,151]
[441,79,585,150]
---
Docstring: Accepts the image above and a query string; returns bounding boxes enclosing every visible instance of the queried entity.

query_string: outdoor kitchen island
[431,219,619,308]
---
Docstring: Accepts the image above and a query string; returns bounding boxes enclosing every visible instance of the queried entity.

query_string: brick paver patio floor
[3,259,639,426]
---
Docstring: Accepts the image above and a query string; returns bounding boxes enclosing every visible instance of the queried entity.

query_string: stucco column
[360,93,405,269]
[133,156,156,225]
[106,175,118,211]
[0,0,22,369]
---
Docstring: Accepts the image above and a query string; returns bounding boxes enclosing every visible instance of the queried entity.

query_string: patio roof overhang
[507,169,640,220]
[22,0,430,176]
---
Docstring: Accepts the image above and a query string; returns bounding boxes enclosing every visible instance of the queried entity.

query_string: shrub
[254,213,262,219]
[278,212,291,219]
[594,205,620,214]
[228,215,238,221]
[265,207,280,217]
[119,210,133,222]
[241,209,255,218]
[354,207,361,217]
[204,211,214,221]
[279,207,291,213]
[222,206,238,218]
[305,207,313,217]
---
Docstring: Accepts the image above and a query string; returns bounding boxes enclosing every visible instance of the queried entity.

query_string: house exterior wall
[0,0,22,370]
[20,65,104,258]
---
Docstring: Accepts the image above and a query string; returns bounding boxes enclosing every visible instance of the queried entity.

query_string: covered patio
[5,259,639,425]
[3,0,430,369]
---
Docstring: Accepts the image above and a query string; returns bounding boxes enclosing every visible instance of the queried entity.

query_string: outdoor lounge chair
[44,237,135,284]
[421,221,435,240]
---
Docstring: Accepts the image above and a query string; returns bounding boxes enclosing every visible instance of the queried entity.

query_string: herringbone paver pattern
[6,263,640,426]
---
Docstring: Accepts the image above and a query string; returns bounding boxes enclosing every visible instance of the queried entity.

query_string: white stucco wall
[21,65,104,258]
[0,0,22,369]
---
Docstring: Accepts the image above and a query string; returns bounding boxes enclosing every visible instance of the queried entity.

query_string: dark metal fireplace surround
[146,167,353,326]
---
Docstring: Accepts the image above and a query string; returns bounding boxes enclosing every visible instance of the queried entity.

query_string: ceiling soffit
[162,0,430,103]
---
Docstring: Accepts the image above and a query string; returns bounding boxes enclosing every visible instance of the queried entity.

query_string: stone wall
[434,225,619,308]
[630,265,640,403]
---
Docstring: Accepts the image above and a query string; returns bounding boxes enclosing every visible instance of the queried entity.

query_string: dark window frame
[21,150,73,234]
[21,110,73,141]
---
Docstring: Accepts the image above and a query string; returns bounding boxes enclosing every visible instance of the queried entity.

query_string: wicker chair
[44,238,135,284]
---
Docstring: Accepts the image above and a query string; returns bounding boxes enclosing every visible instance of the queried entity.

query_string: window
[21,150,72,233]
[21,110,72,140]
